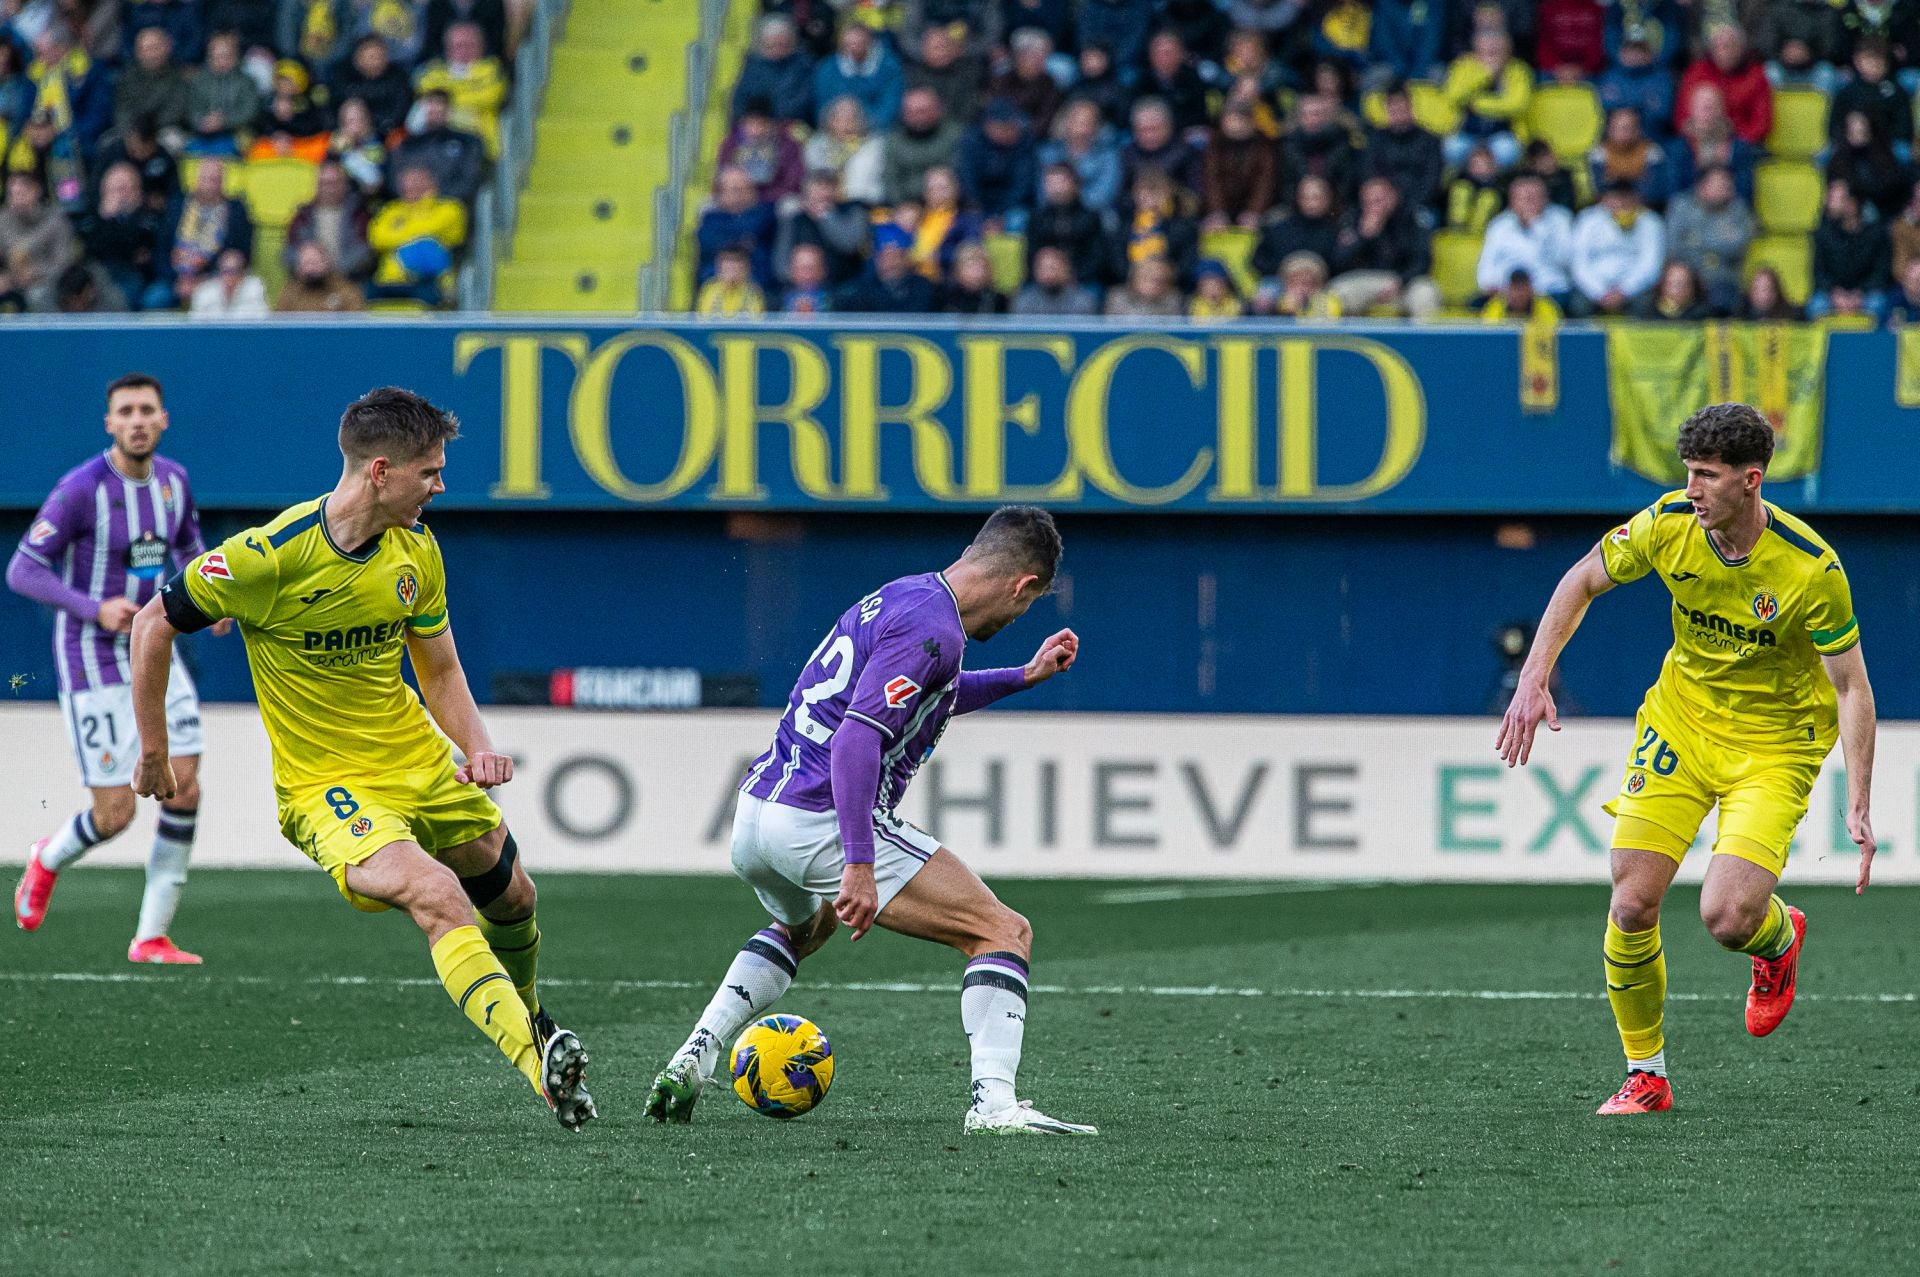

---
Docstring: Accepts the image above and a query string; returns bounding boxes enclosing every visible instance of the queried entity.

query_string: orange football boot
[1746,906,1806,1037]
[1596,1070,1673,1115]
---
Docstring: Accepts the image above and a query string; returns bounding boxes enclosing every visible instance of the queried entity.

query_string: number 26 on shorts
[1631,727,1680,776]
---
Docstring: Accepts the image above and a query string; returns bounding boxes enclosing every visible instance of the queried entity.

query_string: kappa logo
[27,518,57,546]
[349,816,373,837]
[884,675,921,708]
[1752,591,1780,622]
[395,571,418,607]
[197,552,232,581]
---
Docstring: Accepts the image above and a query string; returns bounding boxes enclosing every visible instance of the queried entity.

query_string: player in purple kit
[645,506,1097,1135]
[9,373,231,963]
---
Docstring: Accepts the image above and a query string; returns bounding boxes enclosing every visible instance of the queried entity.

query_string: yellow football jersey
[164,496,456,796]
[1601,492,1859,752]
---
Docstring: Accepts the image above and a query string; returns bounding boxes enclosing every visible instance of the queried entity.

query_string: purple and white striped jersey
[12,452,205,692]
[742,572,968,813]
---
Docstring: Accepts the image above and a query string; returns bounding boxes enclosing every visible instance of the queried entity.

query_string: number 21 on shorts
[1631,727,1680,776]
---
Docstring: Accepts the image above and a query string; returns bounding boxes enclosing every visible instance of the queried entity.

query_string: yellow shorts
[1602,705,1825,877]
[279,761,502,912]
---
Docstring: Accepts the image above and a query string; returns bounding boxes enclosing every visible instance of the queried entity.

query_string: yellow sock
[1736,895,1795,958]
[430,924,541,1090]
[1603,917,1667,1064]
[477,911,541,1017]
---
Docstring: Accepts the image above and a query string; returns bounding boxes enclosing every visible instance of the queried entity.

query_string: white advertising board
[0,707,1894,884]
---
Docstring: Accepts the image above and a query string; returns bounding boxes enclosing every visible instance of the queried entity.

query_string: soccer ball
[730,1014,835,1119]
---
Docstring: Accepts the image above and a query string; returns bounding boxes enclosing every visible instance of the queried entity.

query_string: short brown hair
[1676,402,1774,470]
[339,387,460,463]
[106,372,163,407]
[964,505,1063,585]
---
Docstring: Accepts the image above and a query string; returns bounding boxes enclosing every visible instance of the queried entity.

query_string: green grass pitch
[4,869,1918,1275]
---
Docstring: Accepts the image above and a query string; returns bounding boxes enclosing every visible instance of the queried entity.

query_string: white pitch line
[2,970,1917,1004]
[1091,883,1367,905]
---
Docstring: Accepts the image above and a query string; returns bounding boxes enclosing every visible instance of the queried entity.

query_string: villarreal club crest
[730,1014,835,1119]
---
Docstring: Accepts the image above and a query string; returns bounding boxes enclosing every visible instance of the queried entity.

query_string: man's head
[919,24,957,69]
[1131,255,1174,299]
[338,387,460,525]
[788,242,827,289]
[1130,98,1173,151]
[1604,106,1644,146]
[737,100,776,140]
[872,226,911,280]
[1602,177,1642,215]
[444,21,484,65]
[353,34,391,78]
[1825,178,1860,222]
[923,165,959,208]
[1041,161,1079,206]
[398,164,437,202]
[1032,244,1072,288]
[1296,93,1334,135]
[956,505,1062,638]
[1295,175,1333,219]
[1503,268,1535,311]
[206,29,240,72]
[296,240,336,284]
[1384,84,1415,130]
[900,85,943,132]
[1147,30,1186,77]
[105,373,168,458]
[755,14,797,60]
[194,159,228,204]
[6,170,45,215]
[1359,175,1398,219]
[1078,43,1111,78]
[134,26,174,71]
[100,161,142,210]
[1219,103,1255,140]
[1618,36,1653,68]
[316,158,350,204]
[1707,23,1746,71]
[421,89,452,130]
[714,164,758,213]
[1853,37,1890,82]
[838,23,873,63]
[1507,173,1546,221]
[1060,97,1100,145]
[714,245,752,284]
[1695,165,1734,208]
[1677,402,1773,528]
[1471,28,1511,63]
[54,264,95,311]
[983,98,1025,145]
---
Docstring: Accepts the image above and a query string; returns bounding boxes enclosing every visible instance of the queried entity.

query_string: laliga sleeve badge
[884,676,921,708]
[197,552,232,581]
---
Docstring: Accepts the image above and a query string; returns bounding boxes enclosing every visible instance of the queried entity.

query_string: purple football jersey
[14,452,205,692]
[742,572,968,813]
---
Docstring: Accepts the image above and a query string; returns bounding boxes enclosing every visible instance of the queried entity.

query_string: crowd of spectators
[0,0,518,315]
[693,0,1920,326]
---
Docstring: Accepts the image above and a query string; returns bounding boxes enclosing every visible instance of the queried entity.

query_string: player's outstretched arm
[953,629,1080,715]
[406,627,513,789]
[1496,543,1617,768]
[1822,643,1878,894]
[129,597,180,801]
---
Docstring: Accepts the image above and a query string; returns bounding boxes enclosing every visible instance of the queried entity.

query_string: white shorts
[730,791,941,927]
[59,659,202,789]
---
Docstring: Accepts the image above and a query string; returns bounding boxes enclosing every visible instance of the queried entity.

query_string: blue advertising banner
[2,318,1917,512]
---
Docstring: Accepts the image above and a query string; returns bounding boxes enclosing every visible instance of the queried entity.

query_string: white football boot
[963,1100,1099,1136]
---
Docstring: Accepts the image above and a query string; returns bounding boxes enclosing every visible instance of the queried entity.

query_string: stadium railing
[637,0,734,313]
[459,0,568,311]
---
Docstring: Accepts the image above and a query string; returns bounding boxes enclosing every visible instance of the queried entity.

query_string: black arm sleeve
[159,574,217,634]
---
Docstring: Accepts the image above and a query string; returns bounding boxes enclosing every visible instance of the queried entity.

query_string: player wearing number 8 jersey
[645,506,1097,1135]
[1498,403,1878,1116]
[127,388,596,1132]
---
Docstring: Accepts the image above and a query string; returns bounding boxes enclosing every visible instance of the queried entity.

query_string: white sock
[679,928,797,1078]
[962,951,1029,1113]
[1628,1051,1668,1078]
[42,810,110,872]
[134,807,196,942]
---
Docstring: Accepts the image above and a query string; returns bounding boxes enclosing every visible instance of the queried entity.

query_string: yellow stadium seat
[1407,80,1461,136]
[1430,230,1483,307]
[1527,84,1603,164]
[1743,234,1814,305]
[1753,161,1822,234]
[985,232,1026,294]
[1767,90,1829,160]
[254,224,288,296]
[244,158,320,229]
[1821,312,1877,331]
[1200,227,1258,295]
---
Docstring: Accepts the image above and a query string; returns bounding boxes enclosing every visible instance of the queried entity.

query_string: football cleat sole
[540,1028,597,1133]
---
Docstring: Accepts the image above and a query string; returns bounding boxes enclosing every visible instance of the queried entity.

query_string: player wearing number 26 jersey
[131,388,595,1132]
[647,507,1098,1136]
[1499,404,1877,1119]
